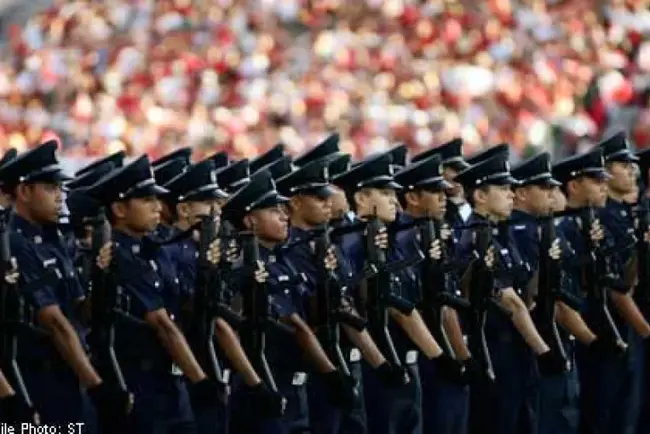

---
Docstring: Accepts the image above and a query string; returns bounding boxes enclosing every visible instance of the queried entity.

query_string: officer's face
[405,190,446,219]
[112,196,161,233]
[607,161,636,196]
[482,185,514,219]
[246,205,289,242]
[329,185,350,220]
[571,177,607,207]
[290,194,332,226]
[443,167,464,199]
[0,190,12,209]
[355,188,398,223]
[16,182,62,223]
[549,186,567,212]
[515,184,553,216]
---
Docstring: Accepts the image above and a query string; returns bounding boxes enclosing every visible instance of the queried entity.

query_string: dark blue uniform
[85,155,197,433]
[456,212,539,434]
[338,221,422,434]
[163,235,229,434]
[510,210,579,434]
[395,212,470,434]
[111,231,195,433]
[285,226,366,434]
[598,198,641,434]
[10,214,92,426]
[452,151,539,434]
[229,245,312,434]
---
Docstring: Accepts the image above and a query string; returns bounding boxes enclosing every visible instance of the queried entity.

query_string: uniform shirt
[284,226,355,303]
[10,214,87,359]
[111,230,182,363]
[455,212,530,344]
[601,198,637,271]
[558,208,628,337]
[258,244,309,372]
[339,214,420,357]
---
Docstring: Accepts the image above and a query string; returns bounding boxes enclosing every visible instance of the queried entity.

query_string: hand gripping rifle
[363,212,414,374]
[0,210,38,420]
[532,215,573,372]
[87,208,129,393]
[580,207,626,350]
[418,217,470,357]
[311,225,366,375]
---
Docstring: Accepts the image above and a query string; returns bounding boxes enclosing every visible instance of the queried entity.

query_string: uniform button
[174,278,179,284]
[154,281,160,288]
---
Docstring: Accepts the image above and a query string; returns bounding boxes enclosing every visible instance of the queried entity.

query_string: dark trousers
[230,371,309,434]
[362,357,422,434]
[339,359,367,434]
[468,335,538,434]
[22,364,89,429]
[576,344,631,434]
[622,332,644,434]
[536,367,580,434]
[419,357,469,434]
[123,368,195,434]
[308,373,342,434]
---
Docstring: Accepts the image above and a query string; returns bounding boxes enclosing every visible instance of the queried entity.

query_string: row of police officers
[1,131,650,434]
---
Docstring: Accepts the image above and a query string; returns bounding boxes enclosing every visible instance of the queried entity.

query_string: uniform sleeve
[114,249,164,316]
[11,235,58,310]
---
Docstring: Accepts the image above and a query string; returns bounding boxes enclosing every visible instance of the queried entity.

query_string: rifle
[580,207,626,350]
[311,225,366,375]
[418,217,470,357]
[532,215,571,372]
[87,208,129,393]
[188,207,227,385]
[0,210,36,416]
[363,212,414,372]
[464,223,503,382]
[239,230,291,393]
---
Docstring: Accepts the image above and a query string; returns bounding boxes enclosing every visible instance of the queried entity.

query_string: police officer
[393,153,472,434]
[411,138,471,231]
[86,155,224,433]
[336,151,444,434]
[453,151,565,434]
[222,169,356,433]
[0,141,131,428]
[278,156,390,434]
[597,133,650,434]
[552,147,630,434]
[510,152,595,434]
[163,158,285,433]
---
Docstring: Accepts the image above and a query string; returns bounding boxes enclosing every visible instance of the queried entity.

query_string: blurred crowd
[1,0,650,169]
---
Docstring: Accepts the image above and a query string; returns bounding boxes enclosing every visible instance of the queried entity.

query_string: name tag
[349,348,361,363]
[405,350,418,365]
[292,371,307,386]
[171,363,183,376]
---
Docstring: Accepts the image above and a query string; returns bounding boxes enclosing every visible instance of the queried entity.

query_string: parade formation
[1,132,650,434]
